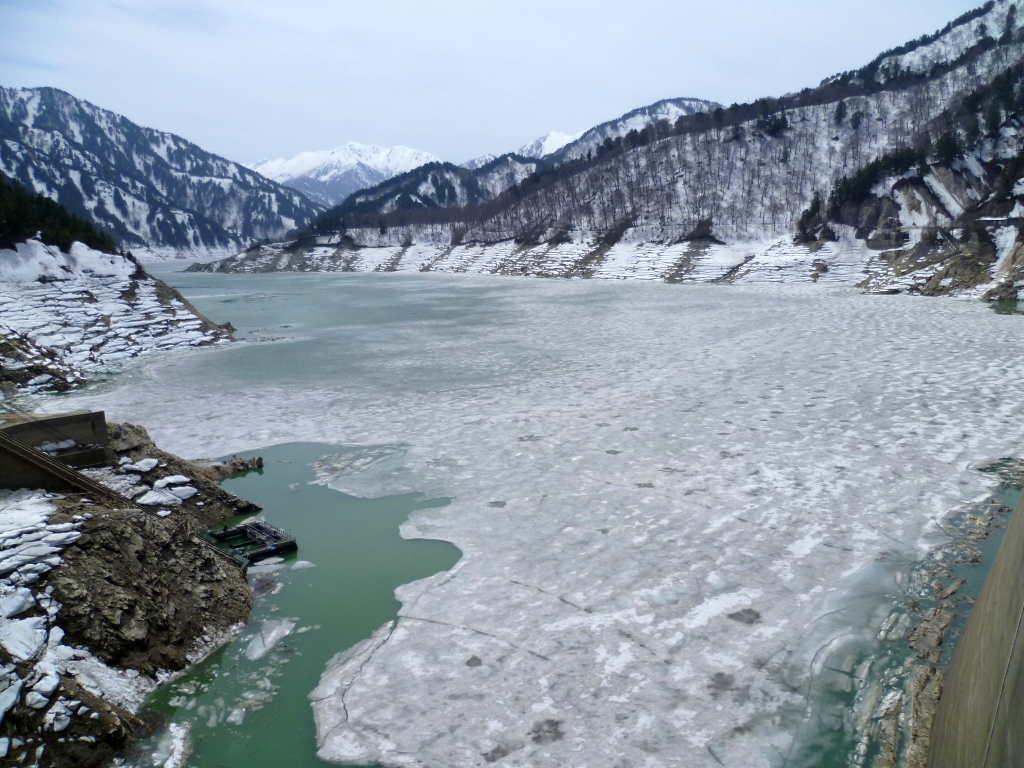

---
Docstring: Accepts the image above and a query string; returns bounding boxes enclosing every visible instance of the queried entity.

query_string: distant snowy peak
[251,143,439,183]
[518,131,586,159]
[249,143,441,206]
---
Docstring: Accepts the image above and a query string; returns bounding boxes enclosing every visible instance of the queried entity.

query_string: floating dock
[208,519,297,565]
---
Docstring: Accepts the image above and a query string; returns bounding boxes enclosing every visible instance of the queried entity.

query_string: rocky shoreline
[843,459,1024,768]
[0,421,262,768]
[0,240,232,398]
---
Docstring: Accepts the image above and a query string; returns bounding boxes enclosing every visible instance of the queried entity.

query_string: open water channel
[126,442,459,768]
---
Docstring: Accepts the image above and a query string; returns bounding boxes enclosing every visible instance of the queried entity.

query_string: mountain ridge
[517,130,586,158]
[310,97,720,223]
[548,96,719,162]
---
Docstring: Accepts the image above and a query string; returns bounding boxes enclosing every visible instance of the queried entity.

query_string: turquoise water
[132,442,460,768]
[74,266,1023,767]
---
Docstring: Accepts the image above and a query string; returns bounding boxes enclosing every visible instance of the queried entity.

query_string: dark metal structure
[208,519,297,564]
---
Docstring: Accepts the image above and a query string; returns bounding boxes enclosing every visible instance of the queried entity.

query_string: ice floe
[244,619,296,661]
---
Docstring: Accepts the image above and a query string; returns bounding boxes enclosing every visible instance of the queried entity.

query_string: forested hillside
[194,0,1024,304]
[0,173,116,253]
[0,87,322,258]
[315,154,541,226]
[303,0,1022,247]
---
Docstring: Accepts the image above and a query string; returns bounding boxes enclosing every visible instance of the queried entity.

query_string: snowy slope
[517,130,586,159]
[0,87,322,259]
[249,143,440,207]
[299,0,1024,259]
[461,154,497,170]
[873,0,1018,81]
[0,239,229,394]
[326,101,717,220]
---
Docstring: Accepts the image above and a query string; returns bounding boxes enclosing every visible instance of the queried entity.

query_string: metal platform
[208,518,297,565]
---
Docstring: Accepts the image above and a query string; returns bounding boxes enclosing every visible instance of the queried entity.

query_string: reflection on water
[123,442,460,768]
[991,299,1022,315]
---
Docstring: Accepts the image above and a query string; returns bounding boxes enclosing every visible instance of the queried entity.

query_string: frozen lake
[49,269,1024,767]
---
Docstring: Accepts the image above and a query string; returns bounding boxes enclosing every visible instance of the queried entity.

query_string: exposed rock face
[0,422,258,768]
[47,497,252,675]
[800,155,1024,299]
[0,332,77,396]
[105,423,261,528]
[203,456,265,482]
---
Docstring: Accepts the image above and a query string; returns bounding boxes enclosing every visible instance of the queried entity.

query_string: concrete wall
[928,487,1024,767]
[0,411,112,469]
[0,449,77,493]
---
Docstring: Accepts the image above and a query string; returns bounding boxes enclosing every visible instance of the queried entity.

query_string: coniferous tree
[834,100,848,126]
[1003,4,1017,44]
[986,104,1003,137]
[0,174,117,252]
[935,131,964,164]
[965,114,982,145]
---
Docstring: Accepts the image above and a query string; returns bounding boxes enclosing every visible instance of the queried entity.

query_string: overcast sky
[1,0,982,165]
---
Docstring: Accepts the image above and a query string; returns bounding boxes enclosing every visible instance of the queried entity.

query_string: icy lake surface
[48,269,1024,767]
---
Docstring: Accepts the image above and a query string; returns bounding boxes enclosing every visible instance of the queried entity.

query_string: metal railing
[0,429,133,505]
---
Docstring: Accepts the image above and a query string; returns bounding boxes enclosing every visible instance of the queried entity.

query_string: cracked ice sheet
[40,275,1024,767]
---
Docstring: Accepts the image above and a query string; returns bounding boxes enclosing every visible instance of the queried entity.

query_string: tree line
[0,173,117,253]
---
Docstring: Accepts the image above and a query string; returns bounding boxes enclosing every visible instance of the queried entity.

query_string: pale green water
[130,442,460,768]
[991,299,1023,315]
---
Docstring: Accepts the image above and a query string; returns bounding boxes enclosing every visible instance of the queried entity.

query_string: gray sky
[1,0,982,165]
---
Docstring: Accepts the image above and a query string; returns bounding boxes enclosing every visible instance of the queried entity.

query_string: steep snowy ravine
[40,270,1024,767]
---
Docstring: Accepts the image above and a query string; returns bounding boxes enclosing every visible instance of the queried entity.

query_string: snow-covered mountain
[517,130,585,158]
[319,98,720,221]
[460,154,497,170]
[225,0,1024,304]
[249,143,440,207]
[312,154,540,230]
[0,87,322,260]
[461,130,584,169]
